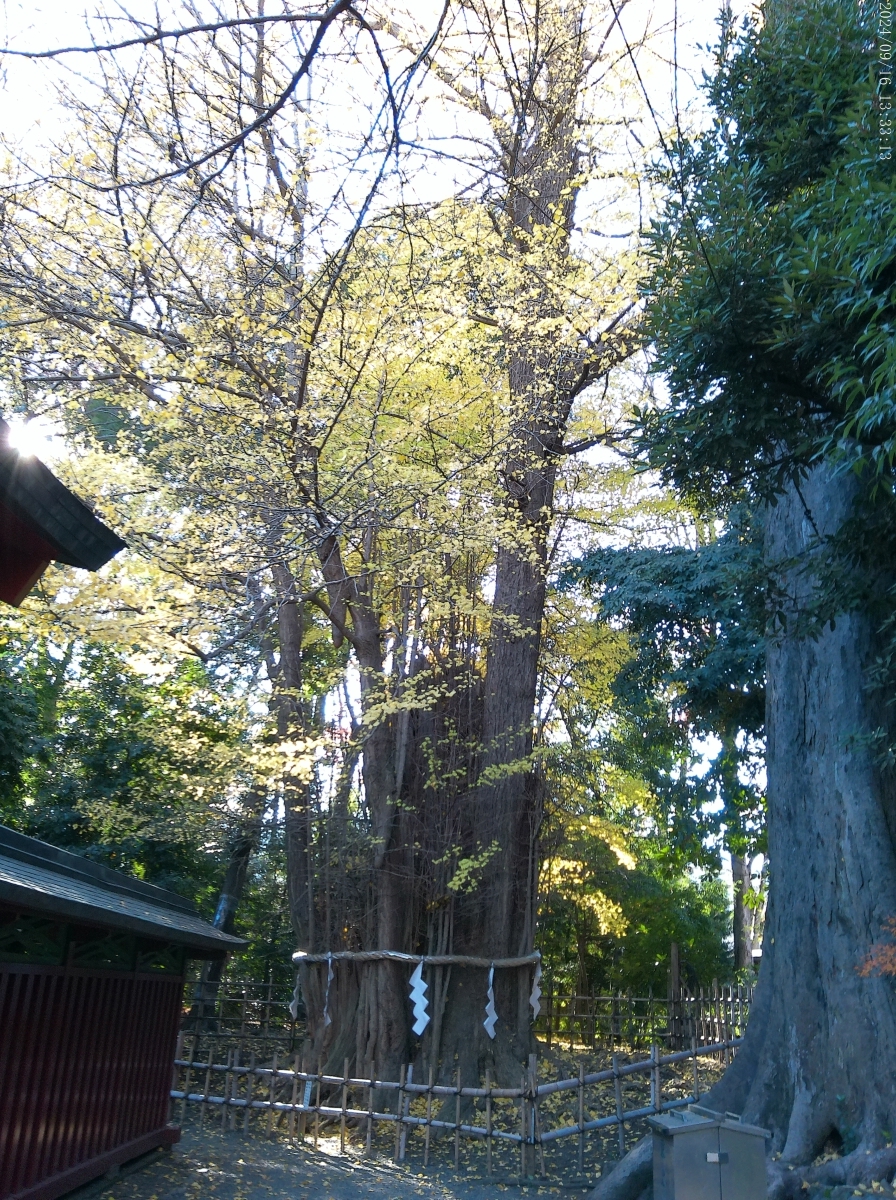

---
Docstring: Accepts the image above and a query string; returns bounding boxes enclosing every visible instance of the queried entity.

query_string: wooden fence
[183,977,753,1053]
[536,983,754,1051]
[184,973,296,1039]
[170,1032,742,1181]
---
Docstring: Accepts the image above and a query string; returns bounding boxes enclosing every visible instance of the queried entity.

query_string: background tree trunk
[184,789,265,1030]
[592,463,896,1198]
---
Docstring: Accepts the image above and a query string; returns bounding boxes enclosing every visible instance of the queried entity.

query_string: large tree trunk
[435,0,587,1089]
[591,464,896,1198]
[731,852,753,973]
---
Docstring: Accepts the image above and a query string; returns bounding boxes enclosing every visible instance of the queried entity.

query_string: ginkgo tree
[0,0,647,1085]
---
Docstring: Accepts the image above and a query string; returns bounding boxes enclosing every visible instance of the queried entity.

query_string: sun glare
[5,418,62,460]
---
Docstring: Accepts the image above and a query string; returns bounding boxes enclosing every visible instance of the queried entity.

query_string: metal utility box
[648,1104,769,1200]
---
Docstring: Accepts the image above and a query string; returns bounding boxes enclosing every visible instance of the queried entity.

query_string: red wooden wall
[0,964,182,1200]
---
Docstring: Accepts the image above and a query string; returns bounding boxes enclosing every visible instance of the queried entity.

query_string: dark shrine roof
[0,825,246,957]
[0,418,126,571]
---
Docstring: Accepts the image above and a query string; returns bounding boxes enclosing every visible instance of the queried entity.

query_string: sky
[0,0,753,463]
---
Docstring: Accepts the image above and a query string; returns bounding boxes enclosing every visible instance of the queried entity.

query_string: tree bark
[183,790,265,1030]
[435,0,589,1089]
[591,463,896,1198]
[731,852,753,973]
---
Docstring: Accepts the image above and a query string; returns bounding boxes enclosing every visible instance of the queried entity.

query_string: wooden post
[289,1052,300,1140]
[179,1034,193,1127]
[669,942,681,1050]
[577,1060,585,1177]
[528,1053,538,1178]
[454,1067,461,1171]
[222,1049,233,1130]
[340,1057,349,1153]
[298,1053,308,1142]
[268,1051,278,1137]
[613,1053,625,1157]
[546,985,553,1050]
[485,1068,493,1180]
[394,1064,406,1163]
[314,1060,321,1149]
[692,1034,699,1101]
[651,1043,661,1114]
[520,1069,528,1180]
[366,1062,375,1158]
[244,1051,255,1134]
[200,1045,214,1131]
[401,1063,413,1161]
[424,1064,434,1168]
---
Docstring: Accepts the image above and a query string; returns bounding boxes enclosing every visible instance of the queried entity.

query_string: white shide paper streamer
[409,960,430,1036]
[484,963,498,1039]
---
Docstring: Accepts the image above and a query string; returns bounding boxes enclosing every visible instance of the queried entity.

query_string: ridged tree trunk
[436,5,587,1086]
[592,464,896,1199]
[731,852,753,973]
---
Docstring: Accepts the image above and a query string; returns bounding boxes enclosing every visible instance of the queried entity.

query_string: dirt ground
[70,1127,896,1200]
[78,1128,593,1200]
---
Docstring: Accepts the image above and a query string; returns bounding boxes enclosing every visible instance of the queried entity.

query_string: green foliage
[537,579,736,994]
[0,641,37,805]
[539,814,732,995]
[641,0,889,502]
[567,505,766,857]
[0,627,252,903]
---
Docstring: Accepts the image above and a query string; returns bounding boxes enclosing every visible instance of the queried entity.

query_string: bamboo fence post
[173,1029,185,1124]
[394,1064,406,1162]
[454,1067,461,1171]
[528,1053,540,1179]
[520,1069,527,1180]
[612,1053,625,1157]
[289,1052,300,1140]
[340,1057,349,1153]
[222,1049,233,1130]
[268,1051,278,1137]
[698,987,704,1046]
[179,1034,193,1126]
[298,1053,308,1142]
[401,1063,414,1161]
[200,1045,214,1130]
[651,1043,661,1114]
[366,1063,375,1158]
[243,1051,255,1134]
[485,1068,493,1180]
[265,966,273,1037]
[314,1060,321,1149]
[424,1064,435,1168]
[577,1060,585,1177]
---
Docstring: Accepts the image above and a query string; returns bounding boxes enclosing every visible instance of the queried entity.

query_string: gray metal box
[648,1104,769,1200]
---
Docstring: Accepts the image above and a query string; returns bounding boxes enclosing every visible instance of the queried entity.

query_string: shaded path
[86,1129,587,1200]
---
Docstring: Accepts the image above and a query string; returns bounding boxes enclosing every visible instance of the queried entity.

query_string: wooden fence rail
[171,1032,742,1180]
[536,983,753,1051]
[183,977,754,1052]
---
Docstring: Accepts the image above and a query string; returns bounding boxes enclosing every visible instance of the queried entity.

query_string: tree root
[587,1138,896,1200]
[767,1146,896,1199]
[587,1137,651,1200]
